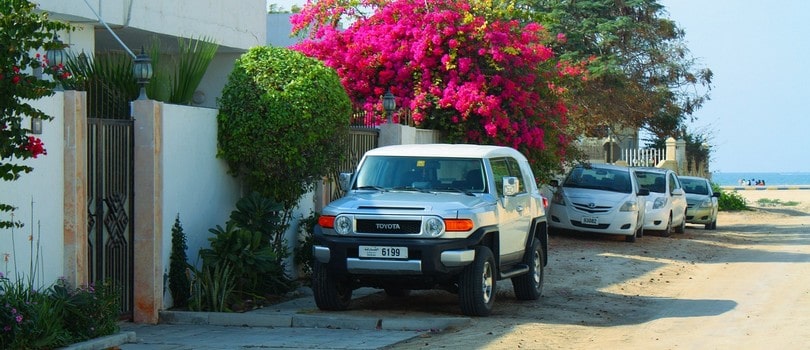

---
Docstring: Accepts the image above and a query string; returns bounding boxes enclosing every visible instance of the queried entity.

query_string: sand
[384,188,810,349]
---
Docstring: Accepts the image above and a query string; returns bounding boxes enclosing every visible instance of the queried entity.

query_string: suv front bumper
[313,225,489,276]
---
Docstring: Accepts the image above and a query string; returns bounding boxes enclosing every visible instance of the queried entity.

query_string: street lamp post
[133,47,153,100]
[382,89,396,123]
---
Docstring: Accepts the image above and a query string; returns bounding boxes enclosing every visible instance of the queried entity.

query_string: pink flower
[556,33,567,43]
[484,123,497,137]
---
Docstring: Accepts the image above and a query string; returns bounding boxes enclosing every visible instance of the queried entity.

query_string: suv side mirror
[637,188,650,196]
[503,176,520,196]
[549,179,559,187]
[712,192,721,198]
[339,173,353,192]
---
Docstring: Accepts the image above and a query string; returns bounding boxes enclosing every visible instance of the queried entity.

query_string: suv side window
[491,158,509,197]
[505,157,526,194]
[490,157,526,197]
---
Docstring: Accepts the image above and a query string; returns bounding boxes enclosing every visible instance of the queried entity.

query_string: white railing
[623,148,665,167]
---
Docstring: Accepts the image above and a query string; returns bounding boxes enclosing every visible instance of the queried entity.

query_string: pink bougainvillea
[292,0,587,175]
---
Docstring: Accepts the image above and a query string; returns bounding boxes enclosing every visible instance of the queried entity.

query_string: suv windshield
[563,167,632,193]
[355,156,487,193]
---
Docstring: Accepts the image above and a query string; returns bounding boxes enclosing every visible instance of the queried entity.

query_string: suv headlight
[619,200,638,212]
[653,197,668,210]
[334,215,353,235]
[699,199,712,208]
[424,217,444,237]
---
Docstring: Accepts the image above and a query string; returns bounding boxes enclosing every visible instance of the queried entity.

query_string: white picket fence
[623,147,665,167]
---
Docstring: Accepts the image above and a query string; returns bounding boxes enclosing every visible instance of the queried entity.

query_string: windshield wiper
[390,186,432,193]
[434,187,476,196]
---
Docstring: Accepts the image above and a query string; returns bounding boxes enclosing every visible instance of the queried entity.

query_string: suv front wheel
[313,262,352,310]
[459,246,496,316]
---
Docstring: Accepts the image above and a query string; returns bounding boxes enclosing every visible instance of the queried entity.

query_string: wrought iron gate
[87,117,134,319]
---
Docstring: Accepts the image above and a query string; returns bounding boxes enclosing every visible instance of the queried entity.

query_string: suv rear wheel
[459,246,496,316]
[313,262,352,310]
[512,239,544,300]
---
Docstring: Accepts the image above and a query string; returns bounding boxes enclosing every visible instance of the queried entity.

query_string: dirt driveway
[379,192,810,349]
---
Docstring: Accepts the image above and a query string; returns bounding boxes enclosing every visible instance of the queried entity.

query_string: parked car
[312,144,548,316]
[678,175,719,230]
[548,163,649,242]
[634,167,687,235]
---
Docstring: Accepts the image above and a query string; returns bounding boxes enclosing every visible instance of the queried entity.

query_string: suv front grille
[356,219,421,234]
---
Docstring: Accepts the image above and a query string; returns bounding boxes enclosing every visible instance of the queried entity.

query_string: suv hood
[325,190,493,216]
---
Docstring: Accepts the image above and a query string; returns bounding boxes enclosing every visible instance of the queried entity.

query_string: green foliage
[1,0,72,228]
[229,191,284,243]
[756,198,800,207]
[200,222,277,294]
[294,212,319,280]
[188,263,235,312]
[714,184,747,211]
[64,36,218,107]
[169,214,191,308]
[0,275,120,349]
[147,36,219,104]
[525,0,712,142]
[52,279,121,341]
[216,46,351,210]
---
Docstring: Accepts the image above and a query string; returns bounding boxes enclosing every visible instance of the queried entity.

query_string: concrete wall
[36,0,266,50]
[159,104,242,282]
[0,94,66,288]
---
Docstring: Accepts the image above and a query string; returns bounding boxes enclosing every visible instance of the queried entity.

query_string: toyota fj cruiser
[312,144,548,316]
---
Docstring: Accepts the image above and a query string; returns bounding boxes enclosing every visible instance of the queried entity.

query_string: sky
[269,0,810,173]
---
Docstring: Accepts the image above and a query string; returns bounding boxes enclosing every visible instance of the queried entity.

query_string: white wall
[0,94,66,288]
[37,0,267,50]
[267,13,300,48]
[159,104,242,282]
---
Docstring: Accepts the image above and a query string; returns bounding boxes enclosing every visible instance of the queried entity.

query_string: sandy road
[384,191,810,349]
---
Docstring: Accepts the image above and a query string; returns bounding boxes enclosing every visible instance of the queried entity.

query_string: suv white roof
[366,143,527,160]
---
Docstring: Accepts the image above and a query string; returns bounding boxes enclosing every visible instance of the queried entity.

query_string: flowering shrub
[1,0,72,229]
[0,273,120,349]
[292,0,589,179]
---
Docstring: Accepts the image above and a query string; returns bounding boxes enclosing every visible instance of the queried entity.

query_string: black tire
[661,214,672,237]
[459,246,496,316]
[312,262,352,311]
[625,233,637,242]
[709,218,718,230]
[512,239,544,300]
[637,225,644,238]
[674,210,686,233]
[383,287,411,297]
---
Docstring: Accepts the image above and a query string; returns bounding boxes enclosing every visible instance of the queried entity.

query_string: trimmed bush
[216,46,351,210]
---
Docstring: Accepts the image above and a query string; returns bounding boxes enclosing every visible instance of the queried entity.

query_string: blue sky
[270,1,810,173]
[661,0,810,173]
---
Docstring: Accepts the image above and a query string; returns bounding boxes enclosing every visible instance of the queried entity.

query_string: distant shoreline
[712,172,810,187]
[721,185,810,191]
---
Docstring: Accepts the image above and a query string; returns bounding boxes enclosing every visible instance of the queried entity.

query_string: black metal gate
[87,117,134,319]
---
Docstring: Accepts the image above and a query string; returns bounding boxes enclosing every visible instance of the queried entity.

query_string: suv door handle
[516,205,524,213]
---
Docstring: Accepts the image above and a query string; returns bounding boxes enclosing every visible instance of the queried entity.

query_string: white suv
[634,168,687,235]
[312,144,548,316]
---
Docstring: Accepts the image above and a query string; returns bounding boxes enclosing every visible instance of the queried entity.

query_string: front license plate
[581,216,599,225]
[359,245,408,259]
